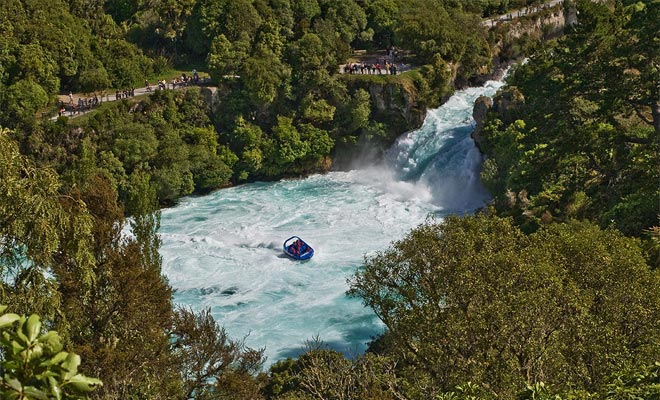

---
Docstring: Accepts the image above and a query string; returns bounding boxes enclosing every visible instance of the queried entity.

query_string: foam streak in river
[159,78,505,366]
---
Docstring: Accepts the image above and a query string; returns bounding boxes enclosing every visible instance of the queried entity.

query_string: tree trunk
[653,99,660,139]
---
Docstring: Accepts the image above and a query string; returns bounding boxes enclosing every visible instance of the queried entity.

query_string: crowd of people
[58,92,104,116]
[115,88,136,99]
[147,70,202,91]
[342,47,405,75]
[343,61,398,75]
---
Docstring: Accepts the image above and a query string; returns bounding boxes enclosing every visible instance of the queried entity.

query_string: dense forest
[1,0,659,399]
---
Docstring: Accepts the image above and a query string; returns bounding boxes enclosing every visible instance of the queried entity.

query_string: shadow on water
[274,339,366,363]
[271,314,383,364]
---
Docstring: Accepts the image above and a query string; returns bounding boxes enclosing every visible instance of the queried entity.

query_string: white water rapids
[159,78,506,366]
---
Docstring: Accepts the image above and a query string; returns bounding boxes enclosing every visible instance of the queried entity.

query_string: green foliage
[349,214,660,398]
[4,1,658,399]
[96,39,154,89]
[56,170,183,399]
[0,127,95,319]
[171,306,266,400]
[49,89,231,205]
[272,116,309,166]
[208,34,250,79]
[300,95,336,125]
[0,305,102,399]
[111,122,159,171]
[0,0,156,109]
[299,123,334,158]
[187,127,233,192]
[0,80,49,128]
[77,66,111,94]
[266,346,401,400]
[346,88,371,132]
[392,0,491,82]
[602,362,660,399]
[242,47,292,106]
[364,0,399,47]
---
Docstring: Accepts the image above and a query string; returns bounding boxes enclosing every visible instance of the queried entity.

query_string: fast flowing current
[159,78,505,366]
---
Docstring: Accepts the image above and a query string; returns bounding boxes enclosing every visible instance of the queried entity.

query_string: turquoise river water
[159,77,506,366]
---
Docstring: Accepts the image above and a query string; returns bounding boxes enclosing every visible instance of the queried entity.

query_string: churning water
[159,78,506,367]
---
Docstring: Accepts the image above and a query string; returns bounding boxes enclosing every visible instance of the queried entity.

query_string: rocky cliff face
[328,77,428,168]
[366,81,426,129]
[502,5,570,41]
[471,85,526,152]
[345,78,427,138]
[468,3,574,87]
[471,95,493,151]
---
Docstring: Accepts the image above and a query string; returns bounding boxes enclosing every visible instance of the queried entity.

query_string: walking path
[51,78,209,120]
[53,85,169,120]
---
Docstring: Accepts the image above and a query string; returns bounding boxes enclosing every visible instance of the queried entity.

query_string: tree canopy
[349,214,660,398]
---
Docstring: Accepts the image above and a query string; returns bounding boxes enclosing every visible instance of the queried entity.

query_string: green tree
[349,214,660,398]
[600,362,660,400]
[16,43,60,94]
[480,1,659,236]
[77,65,111,94]
[228,117,267,180]
[609,0,660,138]
[0,80,49,128]
[299,123,334,158]
[266,347,403,400]
[365,0,399,48]
[317,0,367,44]
[207,34,250,79]
[287,33,332,91]
[186,126,232,192]
[300,94,336,125]
[170,306,265,400]
[152,129,194,204]
[242,46,291,107]
[56,170,183,399]
[152,0,196,56]
[394,0,452,61]
[271,116,309,166]
[111,122,159,172]
[291,0,321,34]
[345,88,371,132]
[0,127,94,321]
